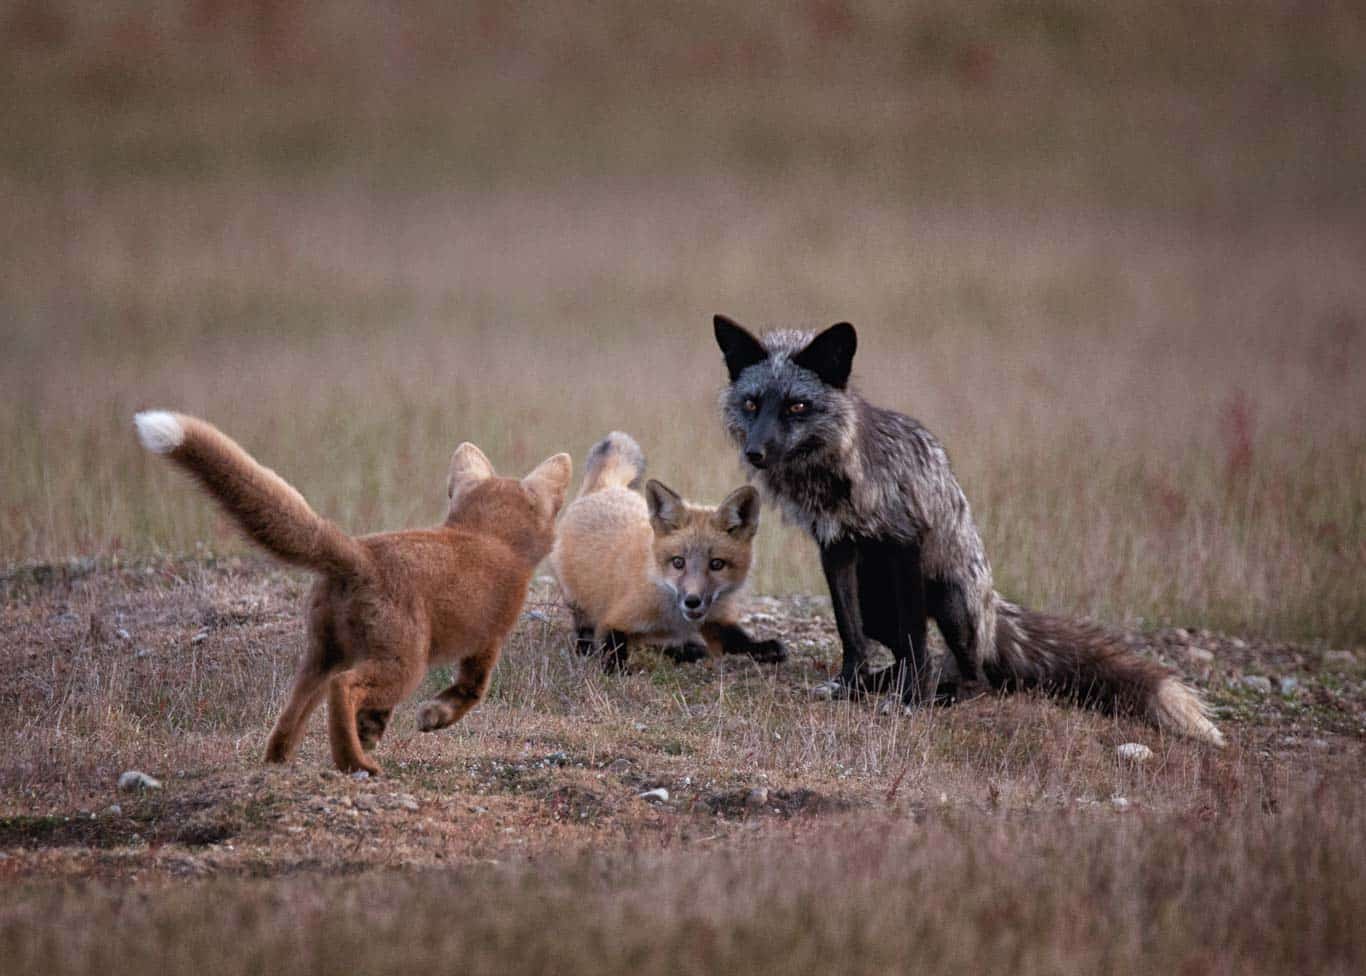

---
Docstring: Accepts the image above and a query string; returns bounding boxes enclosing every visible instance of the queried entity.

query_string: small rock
[1311,739,1331,750]
[1228,637,1247,649]
[543,751,569,766]
[1323,650,1358,669]
[637,788,669,803]
[1110,796,1131,811]
[1278,676,1299,696]
[118,770,162,792]
[0,852,9,861]
[1241,675,1272,694]
[115,628,132,642]
[352,796,377,812]
[134,647,152,659]
[191,630,209,645]
[1116,743,1154,762]
[1184,645,1214,665]
[745,787,770,808]
[350,770,371,781]
[605,758,633,775]
[1170,627,1190,641]
[105,804,122,816]
[524,609,550,623]
[395,795,420,812]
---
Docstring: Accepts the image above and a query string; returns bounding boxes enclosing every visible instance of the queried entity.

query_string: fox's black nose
[745,449,766,466]
[683,595,702,610]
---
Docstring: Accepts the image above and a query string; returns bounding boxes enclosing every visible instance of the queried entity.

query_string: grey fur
[714,317,1224,744]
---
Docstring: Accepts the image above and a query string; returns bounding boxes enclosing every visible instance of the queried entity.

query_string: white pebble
[1116,743,1154,762]
[637,788,669,803]
[118,770,162,792]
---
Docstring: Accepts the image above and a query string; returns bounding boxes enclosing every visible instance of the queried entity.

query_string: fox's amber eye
[743,399,758,413]
[671,556,685,570]
[709,558,726,571]
[787,401,808,415]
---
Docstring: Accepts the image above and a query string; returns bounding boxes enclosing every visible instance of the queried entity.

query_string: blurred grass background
[2,0,1363,641]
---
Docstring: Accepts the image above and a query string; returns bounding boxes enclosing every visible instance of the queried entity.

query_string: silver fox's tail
[985,597,1225,746]
[577,431,646,498]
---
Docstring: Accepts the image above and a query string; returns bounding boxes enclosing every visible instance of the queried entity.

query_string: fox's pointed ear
[714,485,761,540]
[522,453,573,515]
[714,315,769,381]
[448,443,495,501]
[792,322,857,389]
[644,479,685,536]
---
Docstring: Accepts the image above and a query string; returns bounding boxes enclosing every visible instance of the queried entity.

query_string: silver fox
[713,315,1224,745]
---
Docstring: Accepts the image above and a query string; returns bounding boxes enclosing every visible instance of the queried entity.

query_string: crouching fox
[135,410,572,773]
[550,432,786,669]
[713,316,1224,746]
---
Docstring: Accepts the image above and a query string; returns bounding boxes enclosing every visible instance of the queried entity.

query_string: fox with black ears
[713,315,1224,745]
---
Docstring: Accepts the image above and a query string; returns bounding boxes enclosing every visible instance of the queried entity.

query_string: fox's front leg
[700,621,787,663]
[416,649,496,732]
[817,537,869,698]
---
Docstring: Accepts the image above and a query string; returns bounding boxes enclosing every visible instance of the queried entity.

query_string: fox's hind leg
[416,646,497,732]
[357,709,393,751]
[926,575,989,702]
[569,607,598,656]
[597,629,631,672]
[264,617,342,764]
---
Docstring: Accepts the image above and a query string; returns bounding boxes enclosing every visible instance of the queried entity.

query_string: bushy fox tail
[578,431,646,498]
[135,411,369,579]
[986,598,1225,746]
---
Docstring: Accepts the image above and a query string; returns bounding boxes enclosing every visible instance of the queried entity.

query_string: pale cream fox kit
[551,431,785,669]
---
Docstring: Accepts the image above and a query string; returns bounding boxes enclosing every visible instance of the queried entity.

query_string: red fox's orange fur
[550,432,785,668]
[135,410,571,774]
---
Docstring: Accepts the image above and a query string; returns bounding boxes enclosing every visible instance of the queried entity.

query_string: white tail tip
[1154,678,1226,747]
[134,411,185,455]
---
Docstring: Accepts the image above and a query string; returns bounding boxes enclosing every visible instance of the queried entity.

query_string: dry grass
[0,564,1362,974]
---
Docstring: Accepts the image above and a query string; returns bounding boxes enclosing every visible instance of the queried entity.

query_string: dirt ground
[1,558,1361,885]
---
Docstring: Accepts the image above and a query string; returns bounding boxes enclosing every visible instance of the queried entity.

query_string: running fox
[550,432,786,669]
[135,410,571,773]
[713,316,1224,746]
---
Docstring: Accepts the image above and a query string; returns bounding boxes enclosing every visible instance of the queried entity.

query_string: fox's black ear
[714,315,769,381]
[645,479,685,535]
[792,322,857,389]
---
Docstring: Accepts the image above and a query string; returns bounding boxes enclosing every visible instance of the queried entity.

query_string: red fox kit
[135,410,571,774]
[550,432,785,669]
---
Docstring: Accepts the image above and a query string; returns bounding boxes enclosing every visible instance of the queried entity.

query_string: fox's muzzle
[743,405,782,469]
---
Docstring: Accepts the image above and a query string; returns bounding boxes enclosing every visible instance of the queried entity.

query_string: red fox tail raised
[987,598,1225,746]
[135,411,368,579]
[577,431,646,498]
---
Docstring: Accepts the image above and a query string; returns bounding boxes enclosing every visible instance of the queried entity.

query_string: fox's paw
[747,639,788,664]
[664,643,707,664]
[416,701,455,732]
[811,678,855,701]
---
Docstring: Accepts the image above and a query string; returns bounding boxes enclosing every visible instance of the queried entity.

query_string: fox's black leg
[927,576,987,699]
[575,627,597,656]
[357,708,392,751]
[600,630,630,672]
[820,537,870,695]
[850,540,907,697]
[700,622,787,663]
[663,642,707,663]
[893,542,933,705]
